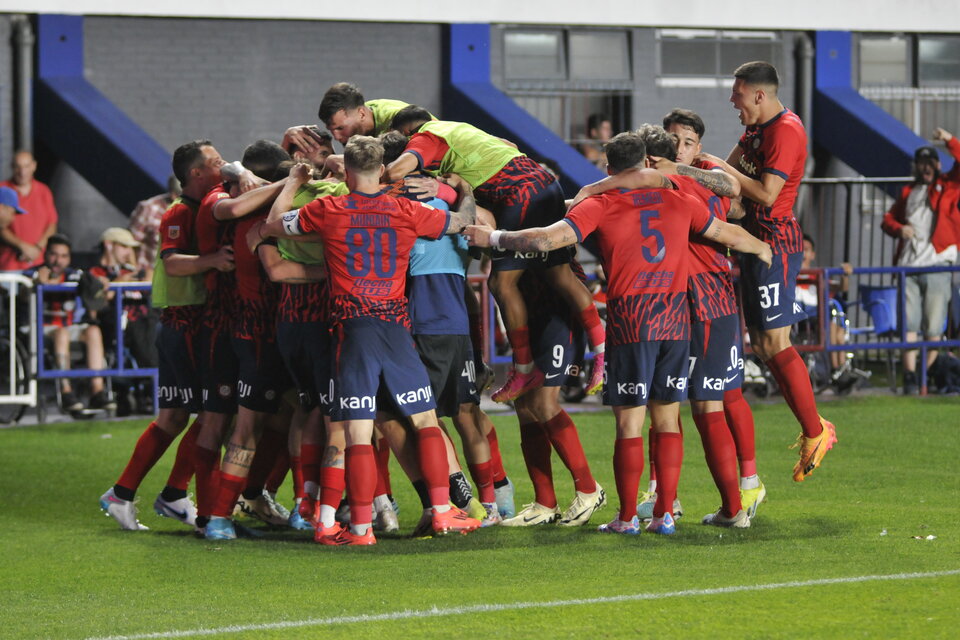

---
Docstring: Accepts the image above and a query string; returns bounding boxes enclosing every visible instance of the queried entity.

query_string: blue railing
[35,281,158,394]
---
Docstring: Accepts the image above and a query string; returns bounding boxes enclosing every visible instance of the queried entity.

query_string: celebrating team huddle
[99,61,838,546]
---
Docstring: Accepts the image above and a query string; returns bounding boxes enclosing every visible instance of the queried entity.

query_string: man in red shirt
[465,131,771,536]
[701,62,837,483]
[0,150,58,271]
[256,136,482,544]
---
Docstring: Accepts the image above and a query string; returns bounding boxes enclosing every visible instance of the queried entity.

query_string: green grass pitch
[1,395,958,639]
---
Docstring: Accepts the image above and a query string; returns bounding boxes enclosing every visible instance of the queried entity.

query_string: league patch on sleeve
[167,225,180,239]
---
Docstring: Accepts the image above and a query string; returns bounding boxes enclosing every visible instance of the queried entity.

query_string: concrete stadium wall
[46,16,442,249]
[0,16,15,176]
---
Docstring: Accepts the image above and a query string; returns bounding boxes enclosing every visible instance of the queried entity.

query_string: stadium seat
[852,285,899,392]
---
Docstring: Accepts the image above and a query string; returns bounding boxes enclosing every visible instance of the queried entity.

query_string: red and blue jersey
[196,185,237,329]
[737,108,806,254]
[233,212,280,339]
[673,172,739,322]
[564,184,713,344]
[286,189,450,326]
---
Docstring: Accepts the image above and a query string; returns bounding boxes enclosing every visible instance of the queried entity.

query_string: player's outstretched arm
[266,163,312,224]
[569,168,670,208]
[213,179,289,221]
[463,220,577,253]
[164,245,235,276]
[699,152,784,208]
[444,175,477,233]
[385,152,420,184]
[673,164,740,197]
[701,218,772,267]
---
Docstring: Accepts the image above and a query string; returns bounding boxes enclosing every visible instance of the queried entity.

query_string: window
[568,31,631,81]
[657,29,780,86]
[919,36,960,85]
[504,31,565,80]
[860,35,910,85]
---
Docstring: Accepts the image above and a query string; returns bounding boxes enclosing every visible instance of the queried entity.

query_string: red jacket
[881,136,960,265]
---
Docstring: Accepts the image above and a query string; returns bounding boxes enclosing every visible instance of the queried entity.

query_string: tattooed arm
[462,220,577,252]
[700,217,772,267]
[443,175,477,234]
[675,164,741,197]
[726,198,746,220]
[568,168,671,208]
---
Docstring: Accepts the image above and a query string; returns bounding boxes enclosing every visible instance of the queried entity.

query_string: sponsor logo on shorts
[395,385,434,406]
[238,380,252,398]
[702,377,724,391]
[513,250,549,261]
[159,385,179,403]
[793,302,804,314]
[666,375,687,390]
[616,382,648,397]
[765,313,782,322]
[317,379,334,406]
[340,394,376,410]
[218,384,232,398]
[565,364,581,376]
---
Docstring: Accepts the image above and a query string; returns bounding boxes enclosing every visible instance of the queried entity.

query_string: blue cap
[0,186,26,214]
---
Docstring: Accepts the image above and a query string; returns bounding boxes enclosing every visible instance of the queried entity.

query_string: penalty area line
[87,568,960,640]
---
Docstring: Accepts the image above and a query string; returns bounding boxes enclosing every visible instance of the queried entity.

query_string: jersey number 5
[640,210,665,263]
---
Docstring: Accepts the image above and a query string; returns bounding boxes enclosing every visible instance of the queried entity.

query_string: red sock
[544,410,596,494]
[193,445,221,518]
[693,412,743,517]
[486,428,507,484]
[319,466,345,509]
[653,432,683,518]
[468,311,485,361]
[507,326,533,366]
[116,421,175,493]
[613,437,645,521]
[375,437,392,496]
[165,417,202,490]
[301,443,323,491]
[519,421,556,508]
[579,305,605,351]
[467,460,496,504]
[647,424,658,484]
[345,444,376,527]
[417,426,450,507]
[723,387,757,477]
[290,456,305,500]
[244,428,285,494]
[767,347,823,438]
[265,447,290,494]
[211,472,246,518]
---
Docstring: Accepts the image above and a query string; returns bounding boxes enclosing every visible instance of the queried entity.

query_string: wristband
[489,230,502,249]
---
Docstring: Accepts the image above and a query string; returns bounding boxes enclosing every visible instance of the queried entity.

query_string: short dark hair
[635,124,677,163]
[241,140,292,182]
[318,82,366,125]
[733,61,780,91]
[587,113,610,133]
[344,136,384,174]
[172,139,212,186]
[390,105,432,134]
[379,131,409,166]
[662,108,705,140]
[802,233,815,249]
[604,132,647,173]
[46,232,71,252]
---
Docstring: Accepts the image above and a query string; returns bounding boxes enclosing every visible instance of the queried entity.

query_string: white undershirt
[900,185,957,267]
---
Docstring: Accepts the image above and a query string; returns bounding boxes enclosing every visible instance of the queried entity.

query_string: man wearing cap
[0,185,27,230]
[0,150,59,271]
[882,127,960,393]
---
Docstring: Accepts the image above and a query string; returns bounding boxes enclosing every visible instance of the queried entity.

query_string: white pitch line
[87,569,960,640]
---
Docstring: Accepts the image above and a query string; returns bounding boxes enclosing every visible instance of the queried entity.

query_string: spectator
[0,150,59,271]
[90,228,156,415]
[0,185,27,231]
[577,113,612,169]
[796,234,866,393]
[128,175,180,275]
[26,234,113,413]
[881,128,960,394]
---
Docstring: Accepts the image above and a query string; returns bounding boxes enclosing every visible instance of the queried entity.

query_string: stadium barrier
[35,280,158,420]
[0,273,38,413]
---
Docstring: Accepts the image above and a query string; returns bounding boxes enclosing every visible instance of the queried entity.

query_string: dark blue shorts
[740,251,805,330]
[603,340,689,406]
[331,318,436,422]
[688,313,743,401]
[232,335,290,414]
[531,311,586,388]
[197,325,238,414]
[277,320,333,412]
[156,321,201,412]
[413,334,479,418]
